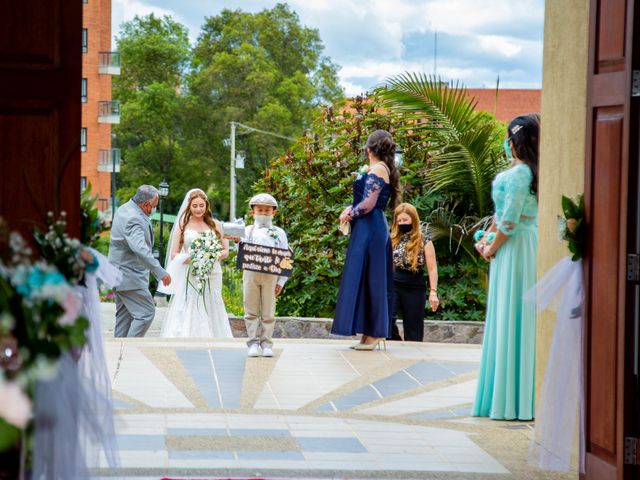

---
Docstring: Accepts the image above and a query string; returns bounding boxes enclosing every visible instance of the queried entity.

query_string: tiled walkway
[100,338,577,479]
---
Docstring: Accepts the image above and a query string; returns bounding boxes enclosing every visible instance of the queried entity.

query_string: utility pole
[230,122,237,220]
[226,122,295,221]
[434,29,438,77]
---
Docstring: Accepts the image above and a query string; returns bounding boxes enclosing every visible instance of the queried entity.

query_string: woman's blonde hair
[179,190,221,248]
[391,203,424,272]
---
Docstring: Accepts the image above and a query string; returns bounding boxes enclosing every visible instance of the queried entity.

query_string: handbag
[339,221,351,235]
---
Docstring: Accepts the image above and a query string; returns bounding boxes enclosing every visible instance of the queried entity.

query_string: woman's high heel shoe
[353,338,386,351]
[350,335,368,349]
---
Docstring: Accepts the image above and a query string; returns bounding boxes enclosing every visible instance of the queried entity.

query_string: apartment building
[82,0,120,217]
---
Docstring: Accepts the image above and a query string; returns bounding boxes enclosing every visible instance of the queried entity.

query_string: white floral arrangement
[0,227,88,451]
[188,230,223,294]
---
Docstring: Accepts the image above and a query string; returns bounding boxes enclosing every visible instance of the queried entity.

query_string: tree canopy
[113,5,343,216]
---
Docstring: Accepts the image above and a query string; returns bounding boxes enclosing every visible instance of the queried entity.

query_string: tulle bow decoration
[527,257,585,473]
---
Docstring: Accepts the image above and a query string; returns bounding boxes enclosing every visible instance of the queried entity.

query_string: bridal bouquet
[188,231,223,294]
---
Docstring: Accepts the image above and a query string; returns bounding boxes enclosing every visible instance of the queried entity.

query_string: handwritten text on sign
[236,242,294,277]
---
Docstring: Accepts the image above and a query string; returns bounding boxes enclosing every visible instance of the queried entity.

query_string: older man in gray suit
[109,185,172,337]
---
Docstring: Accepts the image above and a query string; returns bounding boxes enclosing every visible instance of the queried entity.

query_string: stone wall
[221,315,483,344]
[101,303,484,343]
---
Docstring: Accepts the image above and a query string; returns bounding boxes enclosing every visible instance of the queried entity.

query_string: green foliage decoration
[80,183,108,247]
[558,194,586,261]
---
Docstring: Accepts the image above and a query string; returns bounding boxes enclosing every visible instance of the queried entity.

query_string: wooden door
[0,0,82,237]
[584,0,639,478]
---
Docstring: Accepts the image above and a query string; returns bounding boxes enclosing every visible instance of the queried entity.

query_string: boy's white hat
[249,193,278,208]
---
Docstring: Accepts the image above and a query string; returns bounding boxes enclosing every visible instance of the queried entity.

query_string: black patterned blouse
[392,233,430,271]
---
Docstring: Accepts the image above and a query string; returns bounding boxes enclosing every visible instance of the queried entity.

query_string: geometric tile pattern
[108,412,509,474]
[176,349,246,408]
[318,360,478,412]
[101,338,573,479]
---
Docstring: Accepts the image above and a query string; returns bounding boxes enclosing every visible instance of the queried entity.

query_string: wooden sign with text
[236,242,294,277]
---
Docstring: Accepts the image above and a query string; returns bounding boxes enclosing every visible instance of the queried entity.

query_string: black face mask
[398,224,413,233]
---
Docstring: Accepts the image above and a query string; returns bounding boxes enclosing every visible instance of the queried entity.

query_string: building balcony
[98,52,121,75]
[97,148,121,172]
[98,101,120,124]
[97,198,113,220]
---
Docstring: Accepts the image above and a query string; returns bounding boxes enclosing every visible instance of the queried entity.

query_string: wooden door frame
[583,0,638,478]
[625,0,640,475]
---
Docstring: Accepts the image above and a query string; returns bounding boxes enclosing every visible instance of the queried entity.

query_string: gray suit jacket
[108,199,168,291]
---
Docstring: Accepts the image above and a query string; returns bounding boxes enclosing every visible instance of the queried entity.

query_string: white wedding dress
[160,229,233,338]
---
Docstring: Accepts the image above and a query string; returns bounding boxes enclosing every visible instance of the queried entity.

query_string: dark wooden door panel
[588,107,623,462]
[584,0,636,479]
[0,2,61,68]
[596,0,627,72]
[0,0,81,237]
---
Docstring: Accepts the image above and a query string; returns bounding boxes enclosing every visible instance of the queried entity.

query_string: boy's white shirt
[244,223,289,287]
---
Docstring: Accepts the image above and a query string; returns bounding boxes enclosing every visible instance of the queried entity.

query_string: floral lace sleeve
[498,166,533,235]
[350,173,387,219]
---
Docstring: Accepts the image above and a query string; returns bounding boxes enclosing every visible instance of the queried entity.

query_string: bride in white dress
[158,189,233,338]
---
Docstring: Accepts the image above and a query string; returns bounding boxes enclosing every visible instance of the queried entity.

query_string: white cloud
[112,0,544,89]
[476,35,523,58]
[111,0,188,47]
[424,0,543,34]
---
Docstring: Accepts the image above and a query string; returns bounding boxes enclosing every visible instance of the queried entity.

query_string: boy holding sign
[243,193,289,358]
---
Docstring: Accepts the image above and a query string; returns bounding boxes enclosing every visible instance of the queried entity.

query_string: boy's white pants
[243,271,278,347]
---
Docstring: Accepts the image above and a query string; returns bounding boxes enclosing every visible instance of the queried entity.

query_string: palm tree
[377,72,508,258]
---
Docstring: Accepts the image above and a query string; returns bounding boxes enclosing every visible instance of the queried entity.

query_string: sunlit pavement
[95,336,577,479]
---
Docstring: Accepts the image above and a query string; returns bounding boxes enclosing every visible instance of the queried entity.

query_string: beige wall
[537,0,589,405]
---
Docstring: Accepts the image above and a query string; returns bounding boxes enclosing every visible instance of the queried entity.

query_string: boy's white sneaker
[262,346,274,357]
[247,344,261,357]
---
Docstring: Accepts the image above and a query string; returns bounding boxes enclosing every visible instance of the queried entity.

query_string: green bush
[93,232,110,256]
[250,92,497,320]
[221,252,244,316]
[431,254,487,321]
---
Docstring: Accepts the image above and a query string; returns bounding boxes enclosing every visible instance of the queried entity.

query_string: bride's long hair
[178,190,221,249]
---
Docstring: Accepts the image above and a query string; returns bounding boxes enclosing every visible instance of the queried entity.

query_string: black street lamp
[394,146,403,167]
[158,179,170,267]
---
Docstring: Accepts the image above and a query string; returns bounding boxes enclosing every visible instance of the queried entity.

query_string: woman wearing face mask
[159,188,233,338]
[389,203,439,342]
[472,113,540,421]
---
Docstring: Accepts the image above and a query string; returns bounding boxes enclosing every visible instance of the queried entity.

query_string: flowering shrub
[100,288,116,303]
[254,94,496,320]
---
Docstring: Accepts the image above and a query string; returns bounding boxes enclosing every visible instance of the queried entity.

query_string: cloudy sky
[112,0,545,96]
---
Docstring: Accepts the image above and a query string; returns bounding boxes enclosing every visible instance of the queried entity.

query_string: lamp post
[158,178,169,267]
[394,147,403,166]
[111,133,118,222]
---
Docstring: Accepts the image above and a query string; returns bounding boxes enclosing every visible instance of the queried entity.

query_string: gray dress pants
[114,289,156,337]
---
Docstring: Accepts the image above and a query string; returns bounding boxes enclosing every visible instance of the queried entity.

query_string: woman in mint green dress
[472,113,540,420]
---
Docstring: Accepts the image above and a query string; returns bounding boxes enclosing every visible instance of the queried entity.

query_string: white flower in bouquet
[188,231,223,295]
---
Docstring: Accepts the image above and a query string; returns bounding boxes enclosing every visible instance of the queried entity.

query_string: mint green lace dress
[472,163,538,420]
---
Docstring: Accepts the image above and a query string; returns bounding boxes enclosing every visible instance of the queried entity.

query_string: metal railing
[97,148,121,172]
[98,52,121,75]
[98,101,120,124]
